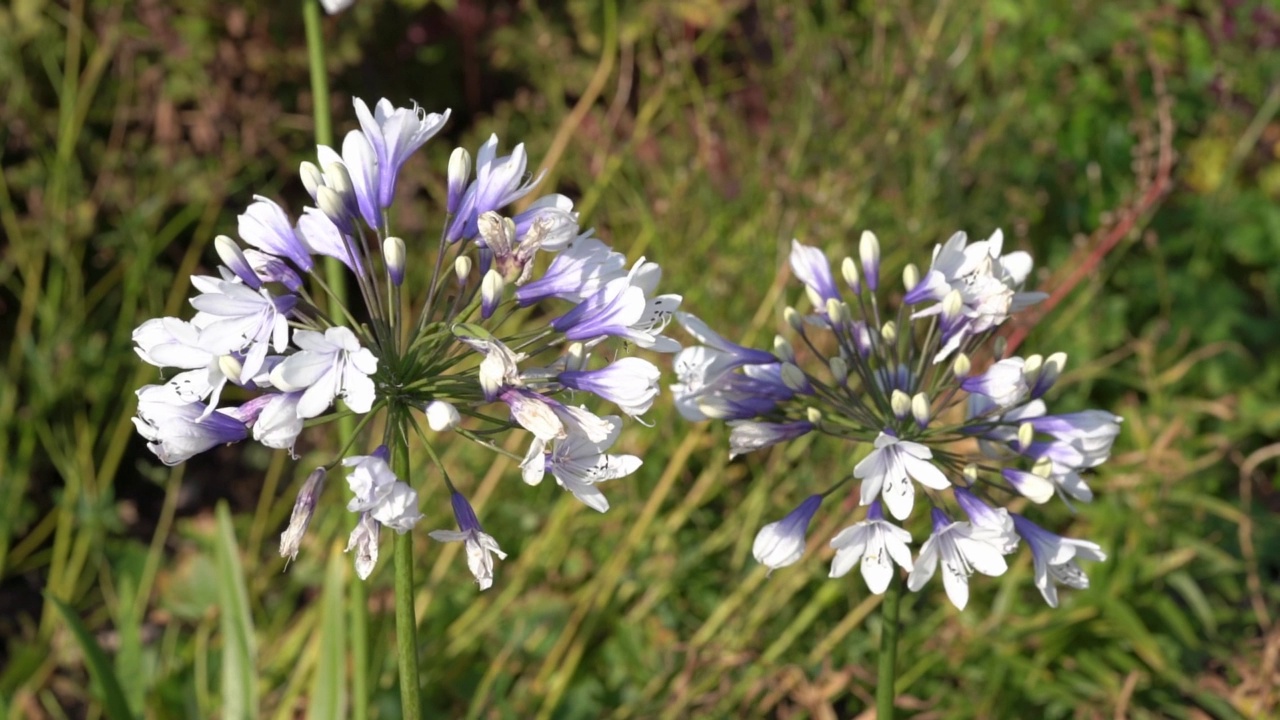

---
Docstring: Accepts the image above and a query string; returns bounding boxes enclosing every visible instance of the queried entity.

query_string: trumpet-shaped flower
[753,494,823,571]
[133,386,249,465]
[354,98,450,209]
[1012,514,1106,607]
[429,491,508,590]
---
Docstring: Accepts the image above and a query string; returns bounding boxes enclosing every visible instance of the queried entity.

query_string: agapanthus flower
[428,491,507,590]
[132,98,677,582]
[674,231,1116,609]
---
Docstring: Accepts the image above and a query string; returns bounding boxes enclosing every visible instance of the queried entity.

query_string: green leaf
[214,502,258,720]
[308,548,347,720]
[47,595,134,720]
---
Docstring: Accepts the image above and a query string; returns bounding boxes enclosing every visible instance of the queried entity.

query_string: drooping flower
[752,495,823,572]
[1012,514,1106,607]
[520,416,642,512]
[132,386,249,466]
[428,491,507,590]
[280,468,326,562]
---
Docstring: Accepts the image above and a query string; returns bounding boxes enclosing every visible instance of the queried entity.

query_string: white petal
[340,366,376,413]
[940,560,971,610]
[906,537,940,592]
[903,454,950,490]
[880,468,915,521]
[861,542,895,594]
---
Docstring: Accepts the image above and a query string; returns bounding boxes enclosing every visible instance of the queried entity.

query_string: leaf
[214,503,258,720]
[308,547,347,720]
[47,595,134,720]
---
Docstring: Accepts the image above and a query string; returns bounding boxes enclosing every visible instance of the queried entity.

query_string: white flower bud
[773,335,795,363]
[299,161,325,200]
[952,353,972,379]
[903,263,919,292]
[941,289,964,322]
[859,230,880,291]
[383,236,406,286]
[880,321,897,345]
[316,185,350,231]
[1017,421,1035,451]
[825,298,843,327]
[841,256,861,293]
[481,269,505,319]
[322,161,354,199]
[890,389,911,418]
[806,407,823,424]
[1023,354,1043,378]
[565,342,587,371]
[785,307,804,333]
[218,354,244,382]
[447,147,471,215]
[911,392,930,427]
[454,255,472,285]
[425,400,461,432]
[962,464,979,483]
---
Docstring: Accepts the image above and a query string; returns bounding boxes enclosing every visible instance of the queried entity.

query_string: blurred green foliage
[2,0,1278,717]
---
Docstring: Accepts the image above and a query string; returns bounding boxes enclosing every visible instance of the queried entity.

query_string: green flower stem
[391,434,423,718]
[302,3,368,717]
[876,575,902,720]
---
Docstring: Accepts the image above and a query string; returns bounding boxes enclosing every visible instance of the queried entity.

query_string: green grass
[3,0,1279,717]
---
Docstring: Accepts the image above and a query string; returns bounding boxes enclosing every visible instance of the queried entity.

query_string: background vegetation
[2,0,1278,717]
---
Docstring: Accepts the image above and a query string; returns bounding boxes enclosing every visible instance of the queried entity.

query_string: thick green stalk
[876,576,902,719]
[302,3,368,717]
[391,435,422,718]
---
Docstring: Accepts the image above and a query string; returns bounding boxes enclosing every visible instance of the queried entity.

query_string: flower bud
[752,494,823,572]
[828,356,848,385]
[952,353,972,379]
[299,161,325,200]
[841,256,861,294]
[1031,352,1067,398]
[481,269,505,319]
[218,354,244,383]
[1017,421,1035,451]
[902,263,919,293]
[962,463,979,483]
[1023,354,1043,378]
[454,255,472,285]
[806,406,823,424]
[780,363,809,393]
[784,307,804,333]
[425,400,461,432]
[911,392,930,428]
[890,389,911,419]
[941,289,964,322]
[825,298,844,327]
[322,161,355,200]
[447,147,471,215]
[383,236,406,286]
[859,230,880,291]
[215,235,260,289]
[564,342,587,371]
[280,468,326,562]
[316,185,351,234]
[880,321,897,345]
[773,335,795,363]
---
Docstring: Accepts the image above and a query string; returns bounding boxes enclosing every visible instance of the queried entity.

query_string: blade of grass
[46,596,133,720]
[214,503,259,720]
[309,544,348,720]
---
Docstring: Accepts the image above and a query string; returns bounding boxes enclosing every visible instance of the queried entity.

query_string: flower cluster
[133,97,677,584]
[674,231,1118,609]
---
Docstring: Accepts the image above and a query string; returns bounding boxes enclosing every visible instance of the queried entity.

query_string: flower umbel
[132,98,675,583]
[675,231,1118,609]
